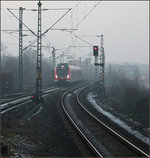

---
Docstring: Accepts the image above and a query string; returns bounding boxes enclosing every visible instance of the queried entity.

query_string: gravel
[1,89,86,157]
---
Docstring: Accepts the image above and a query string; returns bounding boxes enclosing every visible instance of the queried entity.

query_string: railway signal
[93,46,98,56]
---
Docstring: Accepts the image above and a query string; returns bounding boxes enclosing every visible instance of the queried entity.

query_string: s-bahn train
[54,63,82,83]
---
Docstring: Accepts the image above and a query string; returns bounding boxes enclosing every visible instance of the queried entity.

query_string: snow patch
[87,92,150,145]
[28,106,43,121]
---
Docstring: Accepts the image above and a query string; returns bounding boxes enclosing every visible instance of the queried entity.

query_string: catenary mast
[36,0,43,102]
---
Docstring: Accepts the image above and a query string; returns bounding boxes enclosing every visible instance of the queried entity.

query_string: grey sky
[1,1,149,64]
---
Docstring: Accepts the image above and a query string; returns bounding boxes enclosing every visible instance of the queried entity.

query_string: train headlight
[67,75,70,79]
[55,75,58,78]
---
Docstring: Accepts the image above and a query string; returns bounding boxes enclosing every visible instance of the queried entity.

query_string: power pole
[36,0,43,102]
[95,55,98,81]
[99,34,105,95]
[5,5,72,100]
[52,47,55,80]
[19,7,24,92]
[52,47,56,69]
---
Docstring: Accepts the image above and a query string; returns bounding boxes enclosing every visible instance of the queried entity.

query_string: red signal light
[93,46,98,56]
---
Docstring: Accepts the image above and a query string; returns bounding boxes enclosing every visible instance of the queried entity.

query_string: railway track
[1,86,61,114]
[1,86,59,104]
[61,86,149,157]
[1,82,92,157]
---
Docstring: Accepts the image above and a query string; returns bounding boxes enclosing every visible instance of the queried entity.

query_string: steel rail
[1,87,60,114]
[1,86,58,104]
[61,86,103,157]
[76,87,149,157]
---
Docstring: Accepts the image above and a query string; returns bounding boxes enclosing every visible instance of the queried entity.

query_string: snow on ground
[45,88,60,93]
[1,96,30,109]
[1,88,61,110]
[87,92,150,145]
[27,106,43,121]
[65,92,112,156]
[1,101,31,114]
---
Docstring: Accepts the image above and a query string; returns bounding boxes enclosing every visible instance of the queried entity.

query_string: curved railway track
[61,86,149,157]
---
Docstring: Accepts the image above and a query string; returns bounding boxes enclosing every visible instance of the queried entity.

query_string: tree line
[104,63,149,127]
[1,49,53,95]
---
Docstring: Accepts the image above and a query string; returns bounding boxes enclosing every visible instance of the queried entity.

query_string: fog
[1,1,149,64]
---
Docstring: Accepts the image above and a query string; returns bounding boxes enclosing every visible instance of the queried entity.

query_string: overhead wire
[67,1,102,58]
[23,8,71,51]
[70,1,102,33]
[2,10,31,53]
[41,8,71,36]
[3,2,100,58]
[4,31,30,44]
[4,10,35,52]
[7,8,71,11]
[69,1,82,51]
[2,9,35,50]
[68,1,101,56]
[7,9,38,37]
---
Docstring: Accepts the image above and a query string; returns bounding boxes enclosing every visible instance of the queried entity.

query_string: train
[54,63,82,84]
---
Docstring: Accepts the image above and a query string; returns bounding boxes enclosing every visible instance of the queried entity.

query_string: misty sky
[1,1,149,64]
